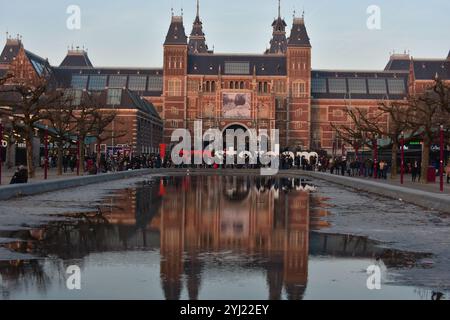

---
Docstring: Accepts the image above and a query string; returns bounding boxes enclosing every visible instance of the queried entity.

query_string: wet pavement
[0,175,448,300]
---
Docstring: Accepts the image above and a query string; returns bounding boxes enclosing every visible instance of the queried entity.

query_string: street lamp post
[0,120,3,185]
[44,126,49,180]
[76,139,80,176]
[373,136,378,179]
[440,125,444,192]
[401,132,405,185]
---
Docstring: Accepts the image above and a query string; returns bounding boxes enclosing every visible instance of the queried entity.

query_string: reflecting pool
[0,175,436,300]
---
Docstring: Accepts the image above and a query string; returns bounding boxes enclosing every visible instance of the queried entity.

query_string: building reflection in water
[157,175,312,300]
[2,175,426,300]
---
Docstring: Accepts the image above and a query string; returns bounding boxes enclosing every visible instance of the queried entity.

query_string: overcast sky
[1,0,449,69]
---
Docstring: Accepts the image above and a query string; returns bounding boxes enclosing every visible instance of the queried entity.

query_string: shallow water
[0,175,443,300]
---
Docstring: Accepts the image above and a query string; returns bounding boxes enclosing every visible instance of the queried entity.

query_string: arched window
[230,81,234,89]
[211,81,216,92]
[240,81,244,89]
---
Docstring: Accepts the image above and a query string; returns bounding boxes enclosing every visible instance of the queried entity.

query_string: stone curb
[301,171,450,214]
[0,169,162,201]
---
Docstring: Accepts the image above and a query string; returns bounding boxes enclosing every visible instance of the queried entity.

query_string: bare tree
[70,91,98,173]
[409,80,450,183]
[91,108,126,169]
[0,72,13,86]
[1,78,64,178]
[332,101,416,179]
[433,77,450,114]
[42,90,75,175]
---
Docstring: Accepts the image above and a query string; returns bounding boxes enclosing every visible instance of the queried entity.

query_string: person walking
[63,154,69,173]
[412,160,419,182]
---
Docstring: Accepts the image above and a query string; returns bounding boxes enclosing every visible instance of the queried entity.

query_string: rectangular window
[387,79,406,94]
[311,78,327,93]
[292,81,306,98]
[106,88,122,105]
[328,78,347,94]
[188,80,200,92]
[88,75,107,91]
[148,76,163,91]
[368,79,387,94]
[348,78,367,94]
[65,89,82,106]
[71,75,88,90]
[108,75,127,88]
[168,79,182,96]
[224,61,250,75]
[274,80,286,94]
[128,76,147,91]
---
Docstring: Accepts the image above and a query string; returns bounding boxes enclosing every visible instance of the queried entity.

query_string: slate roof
[384,55,411,71]
[0,39,21,64]
[164,16,188,45]
[310,70,409,100]
[69,89,162,121]
[287,17,311,48]
[188,54,286,76]
[60,49,93,67]
[53,67,164,96]
[412,59,449,80]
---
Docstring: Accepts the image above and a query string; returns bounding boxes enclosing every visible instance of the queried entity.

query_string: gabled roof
[287,17,311,48]
[164,15,188,45]
[0,38,22,65]
[60,49,93,67]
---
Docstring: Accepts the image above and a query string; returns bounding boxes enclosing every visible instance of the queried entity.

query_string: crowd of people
[7,150,450,185]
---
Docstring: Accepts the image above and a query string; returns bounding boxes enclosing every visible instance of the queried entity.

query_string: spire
[188,0,208,54]
[267,0,288,54]
[278,0,281,18]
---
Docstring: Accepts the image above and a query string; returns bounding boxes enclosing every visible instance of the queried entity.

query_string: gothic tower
[163,12,188,143]
[188,0,209,54]
[286,13,312,149]
[267,0,288,55]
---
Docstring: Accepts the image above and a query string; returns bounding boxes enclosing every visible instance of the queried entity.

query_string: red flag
[159,143,166,160]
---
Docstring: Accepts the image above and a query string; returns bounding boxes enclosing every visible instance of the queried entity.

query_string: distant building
[0,40,163,155]
[1,0,449,154]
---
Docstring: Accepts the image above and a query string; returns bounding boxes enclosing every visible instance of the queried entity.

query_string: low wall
[0,169,159,201]
[301,171,450,214]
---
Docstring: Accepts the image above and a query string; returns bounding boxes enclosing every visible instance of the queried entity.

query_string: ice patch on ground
[311,178,450,291]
